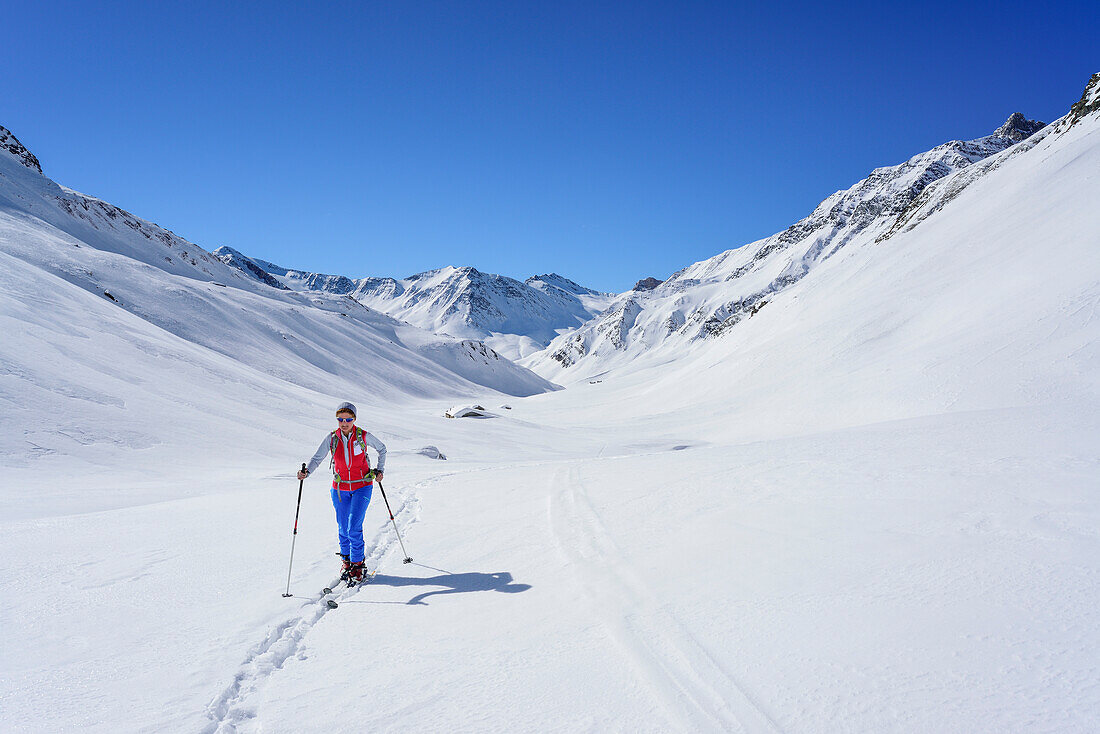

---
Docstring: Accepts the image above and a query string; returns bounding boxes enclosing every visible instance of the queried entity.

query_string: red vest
[331,428,373,491]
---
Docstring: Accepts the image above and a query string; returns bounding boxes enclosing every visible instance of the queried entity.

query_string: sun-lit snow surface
[2,74,1100,734]
[218,252,617,360]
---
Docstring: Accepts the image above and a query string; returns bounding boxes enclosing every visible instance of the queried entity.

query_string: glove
[297,468,309,480]
[373,469,384,481]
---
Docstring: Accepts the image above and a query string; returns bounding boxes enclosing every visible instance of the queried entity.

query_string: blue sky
[4,1,1097,292]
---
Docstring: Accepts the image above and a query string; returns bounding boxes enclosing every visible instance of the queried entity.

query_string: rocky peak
[1067,72,1100,128]
[213,246,288,290]
[633,277,663,292]
[993,113,1046,142]
[0,125,43,174]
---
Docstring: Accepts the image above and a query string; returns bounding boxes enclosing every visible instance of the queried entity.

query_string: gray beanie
[335,402,357,417]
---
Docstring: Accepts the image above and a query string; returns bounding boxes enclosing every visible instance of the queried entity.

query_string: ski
[322,569,376,608]
[348,569,378,588]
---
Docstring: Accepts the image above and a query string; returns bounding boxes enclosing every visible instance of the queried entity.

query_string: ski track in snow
[202,489,421,734]
[548,465,783,734]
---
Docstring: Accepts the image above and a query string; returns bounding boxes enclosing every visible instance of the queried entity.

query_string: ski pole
[375,477,412,564]
[282,463,307,597]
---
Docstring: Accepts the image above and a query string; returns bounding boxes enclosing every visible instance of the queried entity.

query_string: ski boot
[338,553,351,582]
[347,561,365,586]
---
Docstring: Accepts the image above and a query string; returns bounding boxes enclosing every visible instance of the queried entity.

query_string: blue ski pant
[331,485,372,563]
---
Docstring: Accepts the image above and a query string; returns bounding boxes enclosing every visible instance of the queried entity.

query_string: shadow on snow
[348,563,532,605]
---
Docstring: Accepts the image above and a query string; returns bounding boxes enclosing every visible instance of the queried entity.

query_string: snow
[2,80,1100,733]
[5,403,1095,732]
[444,404,494,418]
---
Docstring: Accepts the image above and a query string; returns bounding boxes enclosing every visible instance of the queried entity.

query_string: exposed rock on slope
[0,126,42,173]
[213,246,288,289]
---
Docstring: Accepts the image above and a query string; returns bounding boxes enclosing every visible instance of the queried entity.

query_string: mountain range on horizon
[211,250,620,361]
[206,106,1057,378]
[2,73,1098,409]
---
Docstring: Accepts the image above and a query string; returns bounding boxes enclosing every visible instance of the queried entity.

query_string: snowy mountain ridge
[523,110,1050,379]
[216,252,617,360]
[880,72,1100,245]
[525,272,602,297]
[212,245,288,290]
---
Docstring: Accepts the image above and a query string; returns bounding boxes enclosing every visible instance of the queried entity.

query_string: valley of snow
[2,76,1099,733]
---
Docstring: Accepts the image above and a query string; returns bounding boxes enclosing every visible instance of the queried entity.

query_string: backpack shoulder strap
[328,430,339,478]
[356,426,369,468]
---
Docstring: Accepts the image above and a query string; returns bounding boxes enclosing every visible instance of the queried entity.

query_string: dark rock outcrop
[0,126,43,174]
[994,113,1046,142]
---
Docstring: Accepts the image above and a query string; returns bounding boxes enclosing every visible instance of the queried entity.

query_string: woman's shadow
[368,563,532,605]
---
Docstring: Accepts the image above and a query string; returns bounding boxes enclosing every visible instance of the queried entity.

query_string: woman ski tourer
[297,402,386,583]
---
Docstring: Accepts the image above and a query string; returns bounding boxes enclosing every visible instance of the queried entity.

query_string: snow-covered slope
[0,126,557,484]
[222,253,617,360]
[524,111,1051,381]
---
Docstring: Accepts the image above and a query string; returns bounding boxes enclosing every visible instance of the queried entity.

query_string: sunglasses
[336,417,355,423]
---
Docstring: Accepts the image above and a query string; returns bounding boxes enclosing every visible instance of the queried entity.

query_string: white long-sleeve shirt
[305,429,386,477]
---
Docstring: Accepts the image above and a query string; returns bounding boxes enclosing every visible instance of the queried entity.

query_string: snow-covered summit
[525,273,607,298]
[225,259,617,360]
